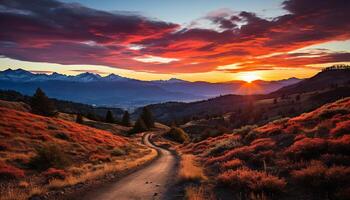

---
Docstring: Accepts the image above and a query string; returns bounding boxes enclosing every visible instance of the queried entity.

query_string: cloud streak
[0,0,349,74]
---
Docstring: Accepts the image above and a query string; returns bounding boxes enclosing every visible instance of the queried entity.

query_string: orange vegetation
[0,106,126,166]
[178,154,206,182]
[0,105,156,200]
[184,97,350,199]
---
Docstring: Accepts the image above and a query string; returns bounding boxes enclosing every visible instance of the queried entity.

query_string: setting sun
[239,72,261,83]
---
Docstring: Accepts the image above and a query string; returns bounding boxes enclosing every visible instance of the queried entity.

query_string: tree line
[30,87,154,134]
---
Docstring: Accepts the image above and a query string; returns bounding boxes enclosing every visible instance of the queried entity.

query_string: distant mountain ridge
[0,68,302,108]
[271,68,350,96]
[133,68,350,124]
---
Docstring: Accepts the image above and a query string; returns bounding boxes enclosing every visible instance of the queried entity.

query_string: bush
[220,159,243,170]
[111,147,126,156]
[286,137,327,160]
[291,161,327,190]
[291,162,350,195]
[0,161,25,181]
[319,108,349,120]
[163,127,189,143]
[29,144,70,171]
[43,168,67,181]
[204,138,242,157]
[218,168,286,195]
[54,132,70,141]
[331,120,350,137]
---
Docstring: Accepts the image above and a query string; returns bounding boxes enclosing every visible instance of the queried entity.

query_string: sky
[0,0,350,82]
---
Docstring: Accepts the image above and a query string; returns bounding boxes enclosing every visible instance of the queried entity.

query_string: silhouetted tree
[30,88,55,116]
[295,94,301,101]
[140,107,154,129]
[87,113,97,121]
[273,98,278,104]
[105,110,115,123]
[76,114,83,124]
[129,118,147,134]
[121,111,131,126]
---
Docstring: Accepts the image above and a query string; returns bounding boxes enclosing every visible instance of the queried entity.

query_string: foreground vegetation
[181,98,350,200]
[0,103,156,200]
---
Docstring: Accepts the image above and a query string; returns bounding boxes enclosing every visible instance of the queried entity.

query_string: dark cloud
[0,0,349,73]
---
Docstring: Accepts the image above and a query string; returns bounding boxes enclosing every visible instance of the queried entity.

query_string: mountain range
[132,68,350,124]
[0,68,301,108]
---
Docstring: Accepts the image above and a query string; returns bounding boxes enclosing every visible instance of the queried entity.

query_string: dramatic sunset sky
[0,0,349,82]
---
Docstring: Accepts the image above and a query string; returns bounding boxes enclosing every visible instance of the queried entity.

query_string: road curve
[82,133,177,200]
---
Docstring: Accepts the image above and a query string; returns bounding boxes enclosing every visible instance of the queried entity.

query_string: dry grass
[179,154,207,182]
[0,148,157,200]
[0,99,30,112]
[182,98,350,199]
[185,185,215,200]
[0,104,158,200]
[0,106,126,169]
[0,182,47,200]
[48,148,157,189]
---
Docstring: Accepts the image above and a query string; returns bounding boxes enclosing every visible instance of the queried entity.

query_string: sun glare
[239,72,261,83]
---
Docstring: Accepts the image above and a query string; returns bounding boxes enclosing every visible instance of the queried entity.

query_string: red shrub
[331,120,350,137]
[0,161,25,180]
[329,135,350,155]
[285,138,327,160]
[218,168,286,195]
[43,168,67,180]
[220,159,243,170]
[291,162,350,192]
[250,138,276,151]
[326,166,350,186]
[291,161,327,189]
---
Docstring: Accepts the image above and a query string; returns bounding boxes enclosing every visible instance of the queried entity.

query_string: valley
[0,66,349,200]
[1,0,350,199]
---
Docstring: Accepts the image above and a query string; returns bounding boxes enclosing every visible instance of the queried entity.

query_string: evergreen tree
[273,98,277,104]
[30,88,55,116]
[76,114,83,124]
[105,110,115,123]
[121,111,131,126]
[129,117,147,134]
[140,107,154,129]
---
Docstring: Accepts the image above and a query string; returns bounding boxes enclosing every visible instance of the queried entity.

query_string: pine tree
[121,111,131,126]
[140,107,154,129]
[129,117,147,134]
[105,110,115,123]
[30,88,55,116]
[76,114,83,124]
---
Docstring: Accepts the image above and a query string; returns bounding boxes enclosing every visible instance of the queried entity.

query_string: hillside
[133,69,350,127]
[0,103,155,200]
[0,89,124,120]
[271,68,350,96]
[182,97,350,200]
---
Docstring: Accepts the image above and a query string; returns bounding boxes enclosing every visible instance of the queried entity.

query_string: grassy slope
[182,97,350,200]
[0,106,126,166]
[0,103,156,200]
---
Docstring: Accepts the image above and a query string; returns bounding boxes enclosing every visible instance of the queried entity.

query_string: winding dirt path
[82,132,177,200]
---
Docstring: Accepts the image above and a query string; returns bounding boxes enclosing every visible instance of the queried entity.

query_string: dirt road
[82,133,177,200]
